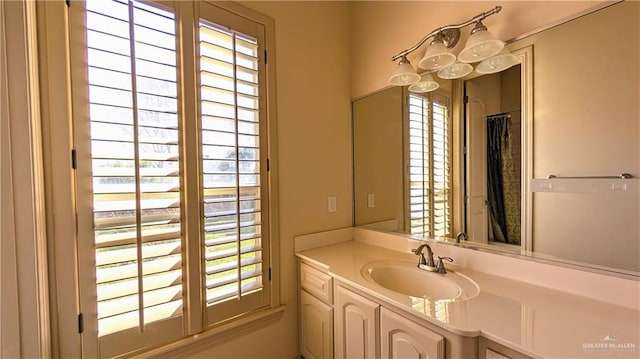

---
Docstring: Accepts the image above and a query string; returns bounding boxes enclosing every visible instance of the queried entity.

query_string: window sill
[128,305,286,359]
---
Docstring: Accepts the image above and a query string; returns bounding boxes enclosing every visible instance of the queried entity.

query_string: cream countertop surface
[296,239,640,359]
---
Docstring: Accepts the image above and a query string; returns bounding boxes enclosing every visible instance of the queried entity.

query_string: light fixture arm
[391,6,502,62]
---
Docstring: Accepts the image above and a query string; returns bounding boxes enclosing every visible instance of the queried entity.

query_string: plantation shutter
[408,94,431,236]
[71,0,273,356]
[75,0,184,356]
[407,92,452,238]
[197,5,270,325]
[431,93,452,237]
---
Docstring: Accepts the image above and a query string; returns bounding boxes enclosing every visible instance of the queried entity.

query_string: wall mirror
[353,1,639,277]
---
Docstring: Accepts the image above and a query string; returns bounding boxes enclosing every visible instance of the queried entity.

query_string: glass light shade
[408,73,440,93]
[476,48,519,74]
[458,28,504,63]
[418,41,456,70]
[389,57,421,86]
[437,62,473,79]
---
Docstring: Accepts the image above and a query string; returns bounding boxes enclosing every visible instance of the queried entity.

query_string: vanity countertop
[297,239,640,359]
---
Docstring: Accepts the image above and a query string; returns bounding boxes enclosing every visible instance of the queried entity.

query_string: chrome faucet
[456,232,468,243]
[411,244,436,272]
[411,243,454,274]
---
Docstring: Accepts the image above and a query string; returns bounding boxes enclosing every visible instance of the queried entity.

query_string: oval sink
[360,259,479,301]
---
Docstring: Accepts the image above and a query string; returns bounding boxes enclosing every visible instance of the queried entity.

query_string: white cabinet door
[334,285,379,359]
[300,290,334,359]
[380,308,444,359]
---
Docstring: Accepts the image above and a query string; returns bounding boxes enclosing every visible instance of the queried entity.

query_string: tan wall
[184,2,353,357]
[350,1,613,98]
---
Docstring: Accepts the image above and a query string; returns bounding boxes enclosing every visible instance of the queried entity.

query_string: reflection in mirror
[353,86,406,232]
[353,1,639,276]
[463,65,521,247]
[407,89,453,239]
[353,83,455,239]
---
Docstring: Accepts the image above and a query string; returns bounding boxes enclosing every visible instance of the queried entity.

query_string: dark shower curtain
[487,115,509,243]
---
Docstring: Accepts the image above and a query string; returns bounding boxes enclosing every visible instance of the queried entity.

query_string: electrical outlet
[328,196,337,213]
[367,193,375,208]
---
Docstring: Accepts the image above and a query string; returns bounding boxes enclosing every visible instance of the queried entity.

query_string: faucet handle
[411,247,427,266]
[435,256,453,274]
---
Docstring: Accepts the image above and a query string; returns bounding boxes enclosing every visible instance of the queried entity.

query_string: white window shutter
[408,92,452,238]
[85,0,183,337]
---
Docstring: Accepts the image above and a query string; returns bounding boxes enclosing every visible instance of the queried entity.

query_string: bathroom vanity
[295,228,639,359]
[299,259,480,359]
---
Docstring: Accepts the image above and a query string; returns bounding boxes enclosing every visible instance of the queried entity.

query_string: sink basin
[360,260,479,301]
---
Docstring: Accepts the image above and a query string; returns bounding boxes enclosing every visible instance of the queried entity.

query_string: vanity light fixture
[389,6,510,91]
[457,21,504,63]
[475,48,519,74]
[389,55,422,86]
[408,73,440,93]
[418,32,458,70]
[437,62,473,79]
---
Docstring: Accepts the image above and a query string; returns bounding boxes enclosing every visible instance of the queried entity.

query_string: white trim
[512,46,533,253]
[36,1,82,357]
[451,80,465,235]
[175,0,205,337]
[1,0,51,357]
[132,305,285,359]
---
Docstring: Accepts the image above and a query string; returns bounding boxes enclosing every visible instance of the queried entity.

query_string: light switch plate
[367,193,375,208]
[328,196,337,213]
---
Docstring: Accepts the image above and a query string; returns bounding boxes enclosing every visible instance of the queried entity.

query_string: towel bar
[546,173,634,179]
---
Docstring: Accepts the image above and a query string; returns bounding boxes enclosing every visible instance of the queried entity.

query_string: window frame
[39,0,281,357]
[195,2,272,326]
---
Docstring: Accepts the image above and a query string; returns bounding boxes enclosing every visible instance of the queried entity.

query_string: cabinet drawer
[300,263,333,304]
[479,337,532,359]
